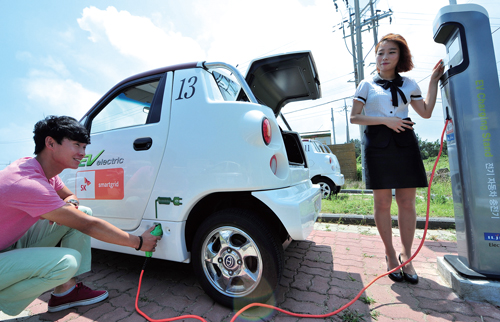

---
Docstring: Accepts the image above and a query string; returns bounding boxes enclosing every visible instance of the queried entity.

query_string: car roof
[83,62,198,118]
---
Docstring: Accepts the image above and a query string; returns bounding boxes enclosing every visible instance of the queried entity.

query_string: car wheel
[312,177,337,198]
[192,209,284,308]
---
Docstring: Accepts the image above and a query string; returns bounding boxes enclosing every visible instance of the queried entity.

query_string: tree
[350,135,447,162]
[416,133,448,160]
[350,138,361,159]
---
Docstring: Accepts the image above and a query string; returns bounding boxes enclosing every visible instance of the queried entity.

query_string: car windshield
[211,70,242,101]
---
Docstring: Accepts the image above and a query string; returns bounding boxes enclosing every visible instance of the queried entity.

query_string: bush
[350,135,448,161]
[356,155,363,181]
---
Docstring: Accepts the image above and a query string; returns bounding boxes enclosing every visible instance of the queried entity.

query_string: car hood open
[244,51,321,116]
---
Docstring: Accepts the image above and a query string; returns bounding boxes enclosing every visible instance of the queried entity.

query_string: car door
[61,72,173,230]
[244,51,321,116]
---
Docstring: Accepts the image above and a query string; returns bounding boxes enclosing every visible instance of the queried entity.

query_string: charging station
[433,4,500,279]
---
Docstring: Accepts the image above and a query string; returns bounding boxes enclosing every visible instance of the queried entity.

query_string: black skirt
[363,122,428,190]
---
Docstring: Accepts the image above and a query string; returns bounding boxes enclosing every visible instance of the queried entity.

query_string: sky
[1,0,499,169]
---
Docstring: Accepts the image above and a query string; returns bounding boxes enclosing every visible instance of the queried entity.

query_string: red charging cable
[134,268,208,322]
[135,119,450,322]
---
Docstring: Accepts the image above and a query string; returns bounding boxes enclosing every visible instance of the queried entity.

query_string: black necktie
[373,74,407,107]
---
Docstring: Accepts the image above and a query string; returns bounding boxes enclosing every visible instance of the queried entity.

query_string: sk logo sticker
[76,169,124,200]
[81,178,92,191]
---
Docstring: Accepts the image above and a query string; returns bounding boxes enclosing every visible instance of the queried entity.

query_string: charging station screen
[447,32,463,68]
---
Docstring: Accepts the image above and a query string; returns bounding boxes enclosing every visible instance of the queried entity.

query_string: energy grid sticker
[76,168,124,200]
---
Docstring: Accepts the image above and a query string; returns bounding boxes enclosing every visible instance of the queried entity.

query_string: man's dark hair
[33,115,90,155]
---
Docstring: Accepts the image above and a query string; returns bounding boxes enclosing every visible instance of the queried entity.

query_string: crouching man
[0,115,160,315]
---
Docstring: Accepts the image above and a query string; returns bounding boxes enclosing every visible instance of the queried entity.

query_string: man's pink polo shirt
[0,157,66,250]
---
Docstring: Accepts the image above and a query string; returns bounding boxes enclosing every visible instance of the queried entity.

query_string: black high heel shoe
[399,254,419,284]
[386,256,403,282]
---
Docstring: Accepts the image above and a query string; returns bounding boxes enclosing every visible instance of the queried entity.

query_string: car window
[211,70,241,102]
[311,141,323,153]
[322,144,333,154]
[90,80,159,134]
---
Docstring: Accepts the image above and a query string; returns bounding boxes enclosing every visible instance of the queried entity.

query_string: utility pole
[331,108,337,145]
[369,0,378,47]
[334,0,392,183]
[348,7,358,86]
[337,0,393,86]
[344,99,350,143]
[354,0,364,84]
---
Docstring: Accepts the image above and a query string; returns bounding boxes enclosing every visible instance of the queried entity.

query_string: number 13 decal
[176,76,197,100]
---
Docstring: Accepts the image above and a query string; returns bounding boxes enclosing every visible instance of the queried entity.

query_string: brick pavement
[2,224,500,322]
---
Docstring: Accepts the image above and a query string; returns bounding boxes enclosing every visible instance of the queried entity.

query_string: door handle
[134,137,153,151]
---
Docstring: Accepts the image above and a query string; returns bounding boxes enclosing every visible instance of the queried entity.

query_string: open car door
[244,51,321,116]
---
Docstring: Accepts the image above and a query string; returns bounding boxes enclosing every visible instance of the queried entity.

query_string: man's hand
[41,206,161,251]
[137,226,162,252]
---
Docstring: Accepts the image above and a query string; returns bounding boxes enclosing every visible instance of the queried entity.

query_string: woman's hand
[430,59,445,84]
[411,59,445,119]
[384,117,414,133]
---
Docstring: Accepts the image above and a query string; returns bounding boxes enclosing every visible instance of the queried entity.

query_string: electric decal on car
[79,150,125,167]
[76,168,124,200]
[79,150,104,167]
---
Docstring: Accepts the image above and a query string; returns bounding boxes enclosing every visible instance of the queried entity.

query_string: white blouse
[353,76,423,119]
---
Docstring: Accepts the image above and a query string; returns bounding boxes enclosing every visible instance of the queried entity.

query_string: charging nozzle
[445,106,452,121]
[145,224,163,258]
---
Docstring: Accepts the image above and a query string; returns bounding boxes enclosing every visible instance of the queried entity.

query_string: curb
[340,189,373,194]
[318,213,456,230]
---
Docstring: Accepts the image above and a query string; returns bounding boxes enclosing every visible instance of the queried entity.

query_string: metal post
[344,100,350,143]
[369,0,378,45]
[354,0,365,183]
[331,107,336,145]
[354,0,364,82]
[349,8,359,87]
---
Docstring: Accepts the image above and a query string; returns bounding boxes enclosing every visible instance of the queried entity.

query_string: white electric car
[302,139,344,198]
[60,51,322,308]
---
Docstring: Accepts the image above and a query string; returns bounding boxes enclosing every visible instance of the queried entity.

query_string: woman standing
[350,34,444,284]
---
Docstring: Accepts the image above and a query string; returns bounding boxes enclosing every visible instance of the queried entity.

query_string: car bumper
[325,173,345,186]
[251,180,321,240]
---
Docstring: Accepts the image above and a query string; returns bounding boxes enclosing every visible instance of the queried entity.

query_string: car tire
[192,208,284,308]
[312,176,337,198]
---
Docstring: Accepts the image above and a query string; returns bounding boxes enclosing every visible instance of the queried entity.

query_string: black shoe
[386,256,403,282]
[399,254,419,284]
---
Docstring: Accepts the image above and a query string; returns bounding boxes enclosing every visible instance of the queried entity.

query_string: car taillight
[270,155,277,175]
[329,156,332,164]
[262,118,272,145]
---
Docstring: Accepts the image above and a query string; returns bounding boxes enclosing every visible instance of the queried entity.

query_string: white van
[60,51,322,308]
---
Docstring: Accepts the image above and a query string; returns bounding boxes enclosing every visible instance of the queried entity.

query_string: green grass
[339,309,365,322]
[359,296,376,305]
[322,156,454,218]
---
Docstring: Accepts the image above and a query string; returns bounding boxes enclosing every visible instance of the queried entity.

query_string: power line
[283,96,354,115]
